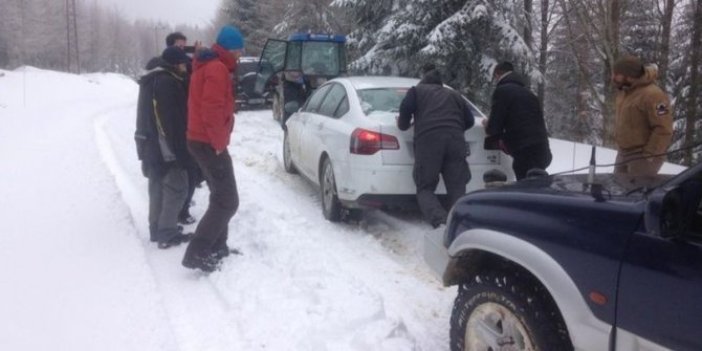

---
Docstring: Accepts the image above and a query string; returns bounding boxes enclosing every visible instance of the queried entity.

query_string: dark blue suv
[425,163,702,350]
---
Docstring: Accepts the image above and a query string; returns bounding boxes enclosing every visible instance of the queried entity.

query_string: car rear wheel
[450,269,572,351]
[321,157,342,222]
[283,131,297,174]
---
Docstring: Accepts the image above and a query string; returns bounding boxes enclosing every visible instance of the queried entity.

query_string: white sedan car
[283,76,514,221]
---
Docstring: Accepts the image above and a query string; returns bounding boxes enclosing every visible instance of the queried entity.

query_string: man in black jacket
[135,46,194,249]
[398,64,475,228]
[484,62,552,180]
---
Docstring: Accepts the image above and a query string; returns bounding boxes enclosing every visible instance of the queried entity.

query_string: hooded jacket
[187,44,238,152]
[486,72,549,152]
[398,70,474,139]
[614,65,673,156]
[135,57,191,170]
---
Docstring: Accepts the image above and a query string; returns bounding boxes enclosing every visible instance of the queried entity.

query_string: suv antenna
[586,145,605,201]
[587,145,596,185]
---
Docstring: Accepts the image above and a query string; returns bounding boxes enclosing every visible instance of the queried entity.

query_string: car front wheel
[283,131,297,174]
[321,157,342,222]
[450,269,572,351]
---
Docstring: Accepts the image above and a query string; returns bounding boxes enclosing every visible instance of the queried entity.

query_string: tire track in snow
[94,108,246,351]
[212,111,455,350]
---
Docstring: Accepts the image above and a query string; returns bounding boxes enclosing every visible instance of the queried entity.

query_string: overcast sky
[98,0,221,27]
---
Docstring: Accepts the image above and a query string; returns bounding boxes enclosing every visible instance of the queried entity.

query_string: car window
[255,39,286,94]
[356,88,408,115]
[335,96,349,118]
[317,84,347,118]
[464,98,484,118]
[286,41,302,71]
[302,84,332,113]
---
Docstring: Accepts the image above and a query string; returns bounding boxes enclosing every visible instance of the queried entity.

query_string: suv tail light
[350,128,400,155]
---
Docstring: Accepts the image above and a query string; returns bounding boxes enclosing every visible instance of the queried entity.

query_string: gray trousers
[413,131,471,227]
[148,166,189,243]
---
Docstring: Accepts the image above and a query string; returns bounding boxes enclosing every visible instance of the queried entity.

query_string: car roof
[334,76,420,90]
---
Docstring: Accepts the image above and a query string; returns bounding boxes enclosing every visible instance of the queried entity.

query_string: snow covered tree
[221,0,269,55]
[339,0,538,108]
[556,0,625,147]
[273,0,349,35]
[670,0,702,166]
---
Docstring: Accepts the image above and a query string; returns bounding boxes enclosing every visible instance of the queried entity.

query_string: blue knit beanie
[216,25,244,50]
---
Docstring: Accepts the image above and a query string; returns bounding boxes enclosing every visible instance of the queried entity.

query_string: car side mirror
[646,187,685,239]
[284,101,300,114]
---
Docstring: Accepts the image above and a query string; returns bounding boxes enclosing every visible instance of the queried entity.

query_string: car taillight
[350,128,400,155]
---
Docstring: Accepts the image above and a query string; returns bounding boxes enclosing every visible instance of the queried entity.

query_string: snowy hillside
[0,67,684,351]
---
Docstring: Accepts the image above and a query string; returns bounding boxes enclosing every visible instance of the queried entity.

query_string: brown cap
[613,55,644,78]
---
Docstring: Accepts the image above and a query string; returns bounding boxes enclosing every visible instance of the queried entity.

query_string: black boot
[158,233,193,249]
[182,253,221,273]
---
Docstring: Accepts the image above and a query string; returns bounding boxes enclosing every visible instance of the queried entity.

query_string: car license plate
[248,98,264,105]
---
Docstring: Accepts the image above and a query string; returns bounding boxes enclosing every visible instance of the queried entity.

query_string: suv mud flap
[423,228,450,282]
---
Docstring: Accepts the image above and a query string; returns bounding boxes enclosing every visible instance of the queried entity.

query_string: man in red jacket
[182,25,244,272]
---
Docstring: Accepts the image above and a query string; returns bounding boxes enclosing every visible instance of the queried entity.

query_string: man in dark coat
[484,62,552,180]
[182,25,244,273]
[398,64,475,228]
[135,46,193,249]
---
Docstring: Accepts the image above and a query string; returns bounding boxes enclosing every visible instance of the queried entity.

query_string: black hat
[421,63,437,74]
[493,61,514,76]
[161,46,189,66]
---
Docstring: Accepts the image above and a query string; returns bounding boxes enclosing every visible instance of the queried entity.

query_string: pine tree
[222,0,268,55]
[340,0,536,108]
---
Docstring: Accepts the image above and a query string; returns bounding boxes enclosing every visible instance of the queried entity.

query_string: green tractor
[255,33,347,128]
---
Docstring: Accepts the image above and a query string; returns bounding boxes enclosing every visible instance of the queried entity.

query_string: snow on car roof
[338,76,419,90]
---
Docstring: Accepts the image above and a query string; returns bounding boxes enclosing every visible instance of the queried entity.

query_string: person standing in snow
[182,25,243,272]
[164,31,202,226]
[483,61,552,180]
[397,64,475,229]
[612,55,673,177]
[135,46,194,249]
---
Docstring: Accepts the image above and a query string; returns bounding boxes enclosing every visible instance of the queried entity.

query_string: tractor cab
[255,33,347,126]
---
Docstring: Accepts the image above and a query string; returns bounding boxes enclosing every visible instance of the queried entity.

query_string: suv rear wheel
[450,269,572,351]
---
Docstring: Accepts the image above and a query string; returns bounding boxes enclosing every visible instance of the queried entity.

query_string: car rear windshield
[357,88,409,115]
[357,87,484,117]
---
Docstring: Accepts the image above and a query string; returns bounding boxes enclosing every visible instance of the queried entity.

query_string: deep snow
[0,67,684,351]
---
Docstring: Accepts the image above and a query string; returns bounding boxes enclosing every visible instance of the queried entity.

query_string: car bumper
[335,163,514,206]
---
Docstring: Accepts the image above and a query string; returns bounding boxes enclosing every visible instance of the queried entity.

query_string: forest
[1,0,700,165]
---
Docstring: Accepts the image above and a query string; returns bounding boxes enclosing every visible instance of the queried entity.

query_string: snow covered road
[0,68,455,350]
